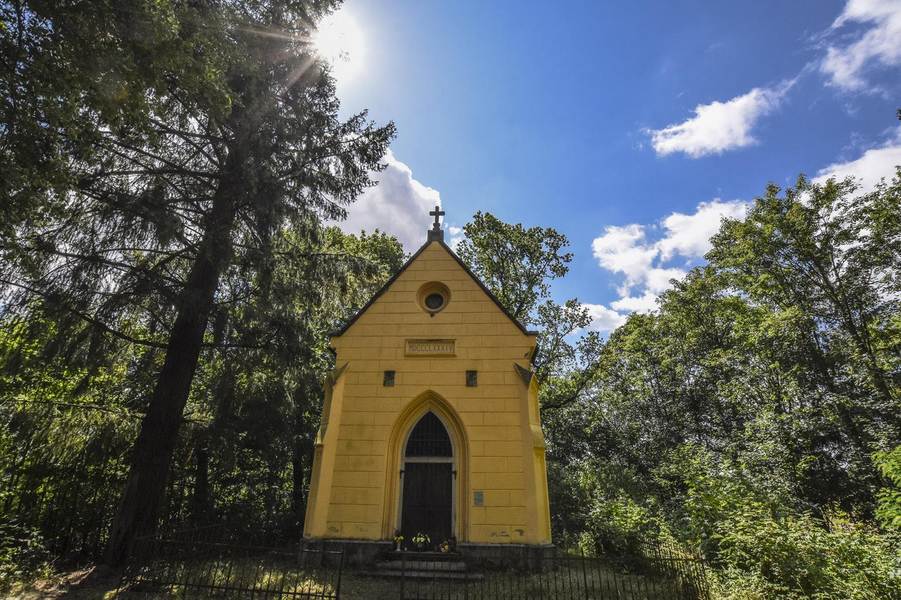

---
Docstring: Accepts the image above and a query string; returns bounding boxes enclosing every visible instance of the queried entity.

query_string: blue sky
[325,0,901,331]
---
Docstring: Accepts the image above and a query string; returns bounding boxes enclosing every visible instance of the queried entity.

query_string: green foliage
[456,211,572,324]
[2,0,398,559]
[578,489,658,558]
[874,445,901,530]
[0,308,141,555]
[1,16,899,591]
[0,225,404,551]
[709,175,899,411]
[453,212,603,393]
[714,513,900,600]
[543,172,901,598]
[0,522,50,590]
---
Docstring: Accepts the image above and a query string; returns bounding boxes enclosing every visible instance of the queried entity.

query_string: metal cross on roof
[429,205,445,230]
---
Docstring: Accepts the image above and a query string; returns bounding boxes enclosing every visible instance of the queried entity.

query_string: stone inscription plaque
[405,339,455,356]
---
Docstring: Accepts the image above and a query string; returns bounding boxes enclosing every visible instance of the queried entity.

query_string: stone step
[359,569,484,581]
[381,551,462,561]
[376,560,466,572]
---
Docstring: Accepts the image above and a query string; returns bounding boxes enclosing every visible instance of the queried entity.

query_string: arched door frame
[382,391,469,541]
[398,411,455,541]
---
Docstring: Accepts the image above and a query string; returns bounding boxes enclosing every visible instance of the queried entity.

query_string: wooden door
[401,462,452,546]
[400,412,455,547]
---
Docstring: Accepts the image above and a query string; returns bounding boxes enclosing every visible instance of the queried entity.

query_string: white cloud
[446,226,464,251]
[814,127,901,193]
[587,199,748,332]
[645,267,688,295]
[657,199,748,259]
[587,124,901,333]
[644,2,900,159]
[610,292,658,313]
[583,303,628,334]
[821,0,901,91]
[647,83,792,158]
[591,224,658,292]
[339,149,440,250]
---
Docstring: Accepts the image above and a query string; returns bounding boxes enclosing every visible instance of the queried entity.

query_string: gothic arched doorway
[400,411,454,547]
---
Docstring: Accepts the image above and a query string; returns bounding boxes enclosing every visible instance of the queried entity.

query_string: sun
[313,9,364,84]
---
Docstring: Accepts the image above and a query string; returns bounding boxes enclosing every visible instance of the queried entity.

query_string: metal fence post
[464,557,469,600]
[580,549,590,600]
[400,551,405,600]
[335,547,345,599]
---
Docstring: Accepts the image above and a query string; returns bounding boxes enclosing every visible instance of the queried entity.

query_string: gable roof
[332,239,538,338]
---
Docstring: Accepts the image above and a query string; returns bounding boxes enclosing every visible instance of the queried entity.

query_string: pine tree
[1,0,394,564]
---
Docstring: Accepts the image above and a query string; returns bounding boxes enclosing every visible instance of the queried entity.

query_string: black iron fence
[112,527,707,600]
[387,548,708,600]
[1,423,297,565]
[640,540,709,596]
[1,457,126,559]
[114,527,344,599]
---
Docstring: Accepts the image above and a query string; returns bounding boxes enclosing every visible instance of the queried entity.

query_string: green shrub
[656,444,901,599]
[713,509,900,600]
[579,494,659,558]
[874,445,901,531]
[0,521,51,590]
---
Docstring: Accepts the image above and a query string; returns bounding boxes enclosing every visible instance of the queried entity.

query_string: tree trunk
[292,406,307,530]
[103,152,244,566]
[191,432,211,524]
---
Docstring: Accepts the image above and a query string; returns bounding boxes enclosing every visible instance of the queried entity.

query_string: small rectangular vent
[466,370,478,387]
[383,370,395,387]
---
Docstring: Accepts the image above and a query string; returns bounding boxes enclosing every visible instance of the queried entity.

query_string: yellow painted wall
[303,240,552,545]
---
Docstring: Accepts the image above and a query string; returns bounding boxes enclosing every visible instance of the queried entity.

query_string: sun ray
[312,9,364,84]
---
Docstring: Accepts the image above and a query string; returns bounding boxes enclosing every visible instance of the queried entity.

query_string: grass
[4,565,120,599]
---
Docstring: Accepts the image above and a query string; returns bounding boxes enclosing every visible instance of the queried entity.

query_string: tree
[453,212,602,389]
[709,175,900,429]
[1,0,395,564]
[185,226,405,530]
[0,225,405,562]
[874,445,901,531]
[533,300,604,407]
[456,212,572,324]
[540,173,901,589]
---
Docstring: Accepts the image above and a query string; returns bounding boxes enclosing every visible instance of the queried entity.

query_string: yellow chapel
[303,209,552,556]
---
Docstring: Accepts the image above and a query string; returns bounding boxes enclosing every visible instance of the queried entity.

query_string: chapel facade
[303,210,552,553]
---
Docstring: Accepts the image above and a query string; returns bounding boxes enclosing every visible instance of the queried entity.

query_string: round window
[425,293,445,310]
[417,282,451,314]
